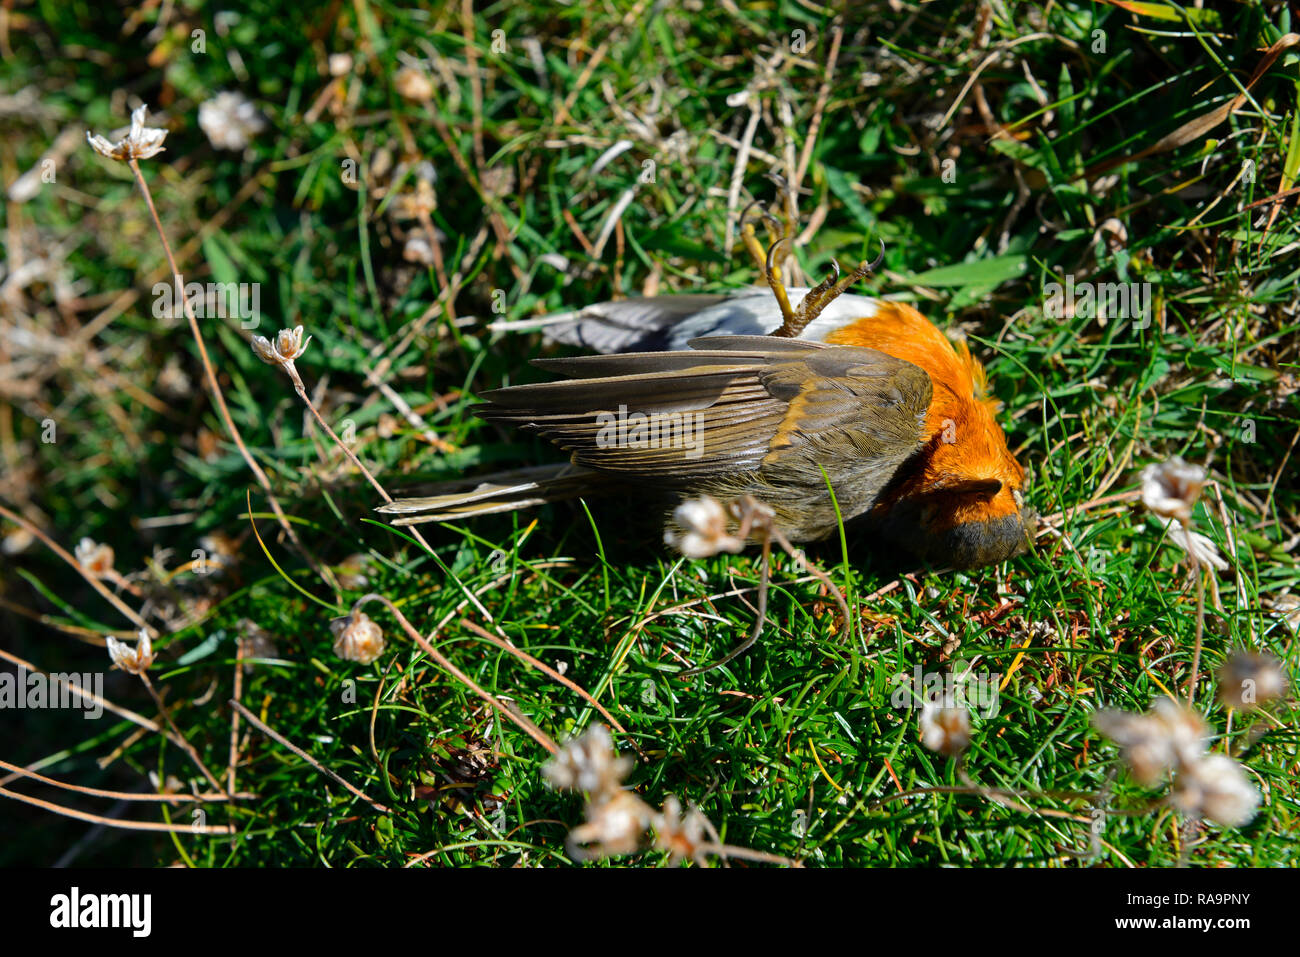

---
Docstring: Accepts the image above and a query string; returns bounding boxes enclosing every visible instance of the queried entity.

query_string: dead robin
[381,219,1035,569]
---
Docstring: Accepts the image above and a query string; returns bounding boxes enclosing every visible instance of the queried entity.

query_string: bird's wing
[474,336,932,490]
[376,463,608,525]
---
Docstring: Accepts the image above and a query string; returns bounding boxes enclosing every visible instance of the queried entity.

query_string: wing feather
[474,336,932,535]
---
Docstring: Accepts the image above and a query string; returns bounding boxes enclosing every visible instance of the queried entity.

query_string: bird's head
[863,331,1036,568]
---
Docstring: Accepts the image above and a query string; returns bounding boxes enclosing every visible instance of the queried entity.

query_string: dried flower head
[198,531,239,572]
[86,104,168,161]
[329,610,385,665]
[1271,593,1300,635]
[1095,697,1262,827]
[107,629,155,675]
[391,177,437,220]
[1171,754,1260,828]
[251,325,311,369]
[653,795,711,866]
[542,725,633,796]
[198,91,267,151]
[148,771,185,796]
[566,789,653,860]
[335,554,372,591]
[1216,651,1287,711]
[664,495,746,559]
[394,66,436,102]
[1092,697,1207,786]
[75,537,115,577]
[403,235,436,265]
[237,620,279,673]
[3,527,35,556]
[1140,458,1206,524]
[155,357,192,398]
[479,165,517,200]
[1160,519,1229,571]
[919,692,972,756]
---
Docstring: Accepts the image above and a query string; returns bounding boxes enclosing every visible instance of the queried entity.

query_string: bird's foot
[740,200,799,330]
[774,238,887,338]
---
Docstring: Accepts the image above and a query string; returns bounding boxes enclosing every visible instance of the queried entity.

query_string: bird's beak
[870,492,1037,569]
[934,507,1038,569]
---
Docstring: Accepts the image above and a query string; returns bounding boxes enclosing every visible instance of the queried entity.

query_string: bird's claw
[772,238,887,339]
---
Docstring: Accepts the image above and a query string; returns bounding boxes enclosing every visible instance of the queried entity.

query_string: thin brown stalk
[723,102,763,259]
[863,781,1159,822]
[700,842,798,867]
[228,637,245,795]
[229,699,391,814]
[793,20,843,189]
[0,760,247,803]
[139,673,229,798]
[278,361,446,563]
[681,536,773,678]
[457,617,638,751]
[550,0,652,127]
[1037,489,1141,526]
[772,528,853,642]
[0,652,100,720]
[354,594,558,754]
[282,363,391,502]
[415,207,452,306]
[125,157,325,581]
[0,596,128,641]
[1185,533,1206,705]
[0,785,235,833]
[0,502,152,635]
[460,0,486,171]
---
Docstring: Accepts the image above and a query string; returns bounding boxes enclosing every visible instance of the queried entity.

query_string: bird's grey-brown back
[473,336,932,540]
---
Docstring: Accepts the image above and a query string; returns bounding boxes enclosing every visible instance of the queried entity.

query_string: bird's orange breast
[823,302,1025,528]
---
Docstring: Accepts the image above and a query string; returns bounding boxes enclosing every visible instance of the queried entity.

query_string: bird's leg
[784,258,844,330]
[741,200,798,331]
[739,199,780,271]
[774,238,887,338]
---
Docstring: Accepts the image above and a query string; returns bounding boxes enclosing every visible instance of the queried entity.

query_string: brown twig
[275,355,447,565]
[700,842,799,867]
[1184,524,1206,706]
[793,19,843,190]
[228,636,245,795]
[281,362,392,503]
[229,699,391,814]
[139,673,229,798]
[0,759,248,803]
[0,502,153,636]
[457,617,638,751]
[681,536,773,678]
[0,649,211,791]
[772,528,853,642]
[125,157,325,581]
[353,594,558,754]
[0,785,236,834]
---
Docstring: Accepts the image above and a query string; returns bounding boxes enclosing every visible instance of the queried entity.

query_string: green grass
[1,0,1297,866]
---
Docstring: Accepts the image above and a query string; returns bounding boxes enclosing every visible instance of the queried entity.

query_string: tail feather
[377,463,607,526]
